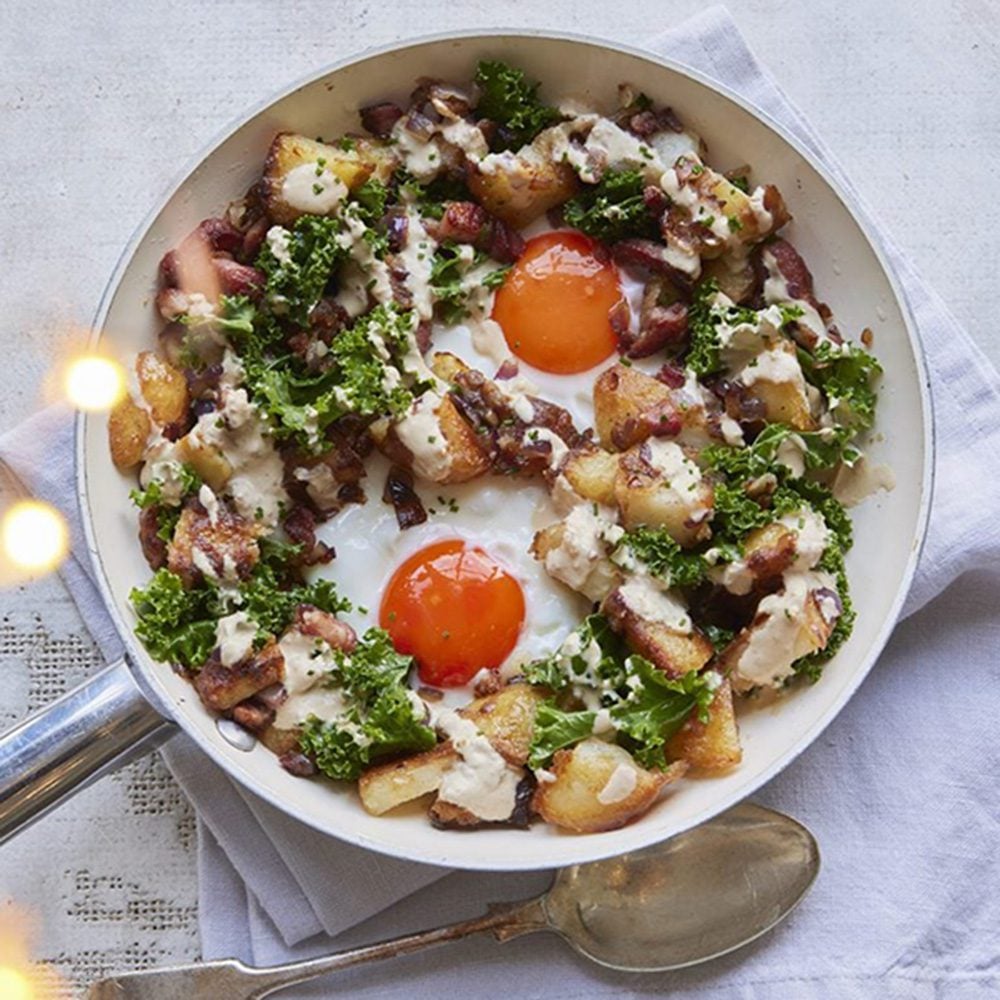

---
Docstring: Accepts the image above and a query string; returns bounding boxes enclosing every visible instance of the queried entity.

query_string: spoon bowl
[544,802,820,970]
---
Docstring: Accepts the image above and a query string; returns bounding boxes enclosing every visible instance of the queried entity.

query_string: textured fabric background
[0,0,996,995]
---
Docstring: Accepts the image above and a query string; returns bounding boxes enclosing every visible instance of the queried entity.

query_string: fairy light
[0,966,33,1000]
[0,501,69,575]
[64,354,126,412]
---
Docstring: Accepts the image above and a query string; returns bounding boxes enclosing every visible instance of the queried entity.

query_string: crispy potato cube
[136,351,188,427]
[666,679,742,773]
[702,251,757,304]
[743,343,816,431]
[531,520,620,603]
[373,393,490,484]
[358,743,459,816]
[167,502,261,587]
[429,351,470,383]
[176,434,233,492]
[459,683,548,766]
[108,394,151,470]
[428,798,484,828]
[467,155,579,229]
[723,586,837,693]
[740,522,797,590]
[614,442,714,548]
[258,724,301,758]
[563,447,618,507]
[603,588,714,677]
[533,739,686,833]
[593,364,676,452]
[194,641,283,711]
[262,132,396,225]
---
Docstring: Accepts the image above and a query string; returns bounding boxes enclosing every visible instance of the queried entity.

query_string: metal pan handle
[0,657,174,844]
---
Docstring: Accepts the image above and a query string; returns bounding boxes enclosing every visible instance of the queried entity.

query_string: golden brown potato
[358,743,459,816]
[108,394,151,470]
[428,798,484,828]
[702,251,757,304]
[533,739,686,833]
[429,351,470,383]
[593,364,677,452]
[258,724,301,758]
[740,522,798,590]
[262,132,396,225]
[563,447,619,507]
[373,393,491,484]
[665,679,742,773]
[176,434,234,493]
[722,587,837,693]
[194,641,283,711]
[603,588,714,677]
[531,520,621,603]
[467,155,579,230]
[613,442,714,548]
[136,351,188,427]
[742,343,816,431]
[459,683,548,766]
[167,502,262,587]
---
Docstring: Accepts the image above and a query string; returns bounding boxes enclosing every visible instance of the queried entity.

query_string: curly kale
[801,340,882,431]
[298,628,436,780]
[474,59,561,150]
[523,615,717,770]
[614,526,708,588]
[562,169,658,243]
[429,243,509,324]
[685,279,757,376]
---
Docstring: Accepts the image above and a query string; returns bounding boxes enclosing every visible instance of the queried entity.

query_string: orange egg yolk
[379,539,526,687]
[492,230,624,374]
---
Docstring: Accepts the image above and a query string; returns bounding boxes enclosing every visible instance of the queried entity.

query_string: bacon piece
[283,505,335,566]
[212,258,264,297]
[360,101,404,137]
[382,465,428,530]
[138,506,168,570]
[434,202,525,263]
[294,605,357,651]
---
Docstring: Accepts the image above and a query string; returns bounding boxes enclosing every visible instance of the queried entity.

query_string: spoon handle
[243,897,548,997]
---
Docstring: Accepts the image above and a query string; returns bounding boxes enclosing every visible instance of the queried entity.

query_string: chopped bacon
[360,101,404,137]
[382,465,428,530]
[138,506,168,570]
[294,605,357,651]
[612,239,692,286]
[611,400,682,451]
[212,258,264,298]
[283,505,335,566]
[622,301,688,359]
[434,202,525,263]
[231,699,274,733]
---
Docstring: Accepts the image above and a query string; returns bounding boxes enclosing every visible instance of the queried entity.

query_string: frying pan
[0,30,933,870]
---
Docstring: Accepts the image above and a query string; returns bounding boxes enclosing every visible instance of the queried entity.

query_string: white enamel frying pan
[0,30,932,870]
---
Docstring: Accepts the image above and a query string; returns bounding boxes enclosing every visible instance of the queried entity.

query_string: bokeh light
[0,501,69,575]
[64,354,126,412]
[0,966,33,1000]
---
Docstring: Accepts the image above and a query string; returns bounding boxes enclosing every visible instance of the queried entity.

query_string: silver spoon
[86,802,818,999]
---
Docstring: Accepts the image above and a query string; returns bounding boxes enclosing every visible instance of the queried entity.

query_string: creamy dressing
[738,344,807,389]
[281,163,348,215]
[542,503,624,601]
[393,391,453,481]
[139,437,187,503]
[617,574,692,633]
[397,210,437,321]
[265,225,293,264]
[642,439,702,498]
[832,457,897,507]
[273,630,346,729]
[187,387,287,527]
[214,611,256,667]
[596,763,638,804]
[778,509,829,572]
[432,705,520,821]
[530,427,569,470]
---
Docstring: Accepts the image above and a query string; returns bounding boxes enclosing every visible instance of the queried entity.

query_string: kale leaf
[430,243,509,325]
[562,169,658,243]
[802,340,882,431]
[298,628,436,780]
[474,60,561,150]
[614,526,707,588]
[685,279,758,376]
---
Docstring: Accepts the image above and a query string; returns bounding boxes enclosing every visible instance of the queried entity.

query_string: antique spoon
[86,801,818,999]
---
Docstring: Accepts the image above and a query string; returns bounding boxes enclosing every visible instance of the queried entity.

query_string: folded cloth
[3,5,999,996]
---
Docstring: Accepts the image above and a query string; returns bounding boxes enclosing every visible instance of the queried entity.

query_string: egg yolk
[379,539,526,687]
[492,230,624,374]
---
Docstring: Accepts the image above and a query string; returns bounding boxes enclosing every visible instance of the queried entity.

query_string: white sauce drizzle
[281,163,348,215]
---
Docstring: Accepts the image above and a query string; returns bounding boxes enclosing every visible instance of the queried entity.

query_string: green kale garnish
[256,215,347,329]
[352,178,388,224]
[474,59,561,150]
[298,628,436,780]
[430,243,509,324]
[129,465,202,542]
[562,169,657,243]
[129,570,222,669]
[685,279,757,376]
[524,615,717,770]
[614,526,707,588]
[801,340,882,431]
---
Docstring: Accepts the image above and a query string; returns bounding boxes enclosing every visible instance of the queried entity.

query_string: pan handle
[0,657,174,844]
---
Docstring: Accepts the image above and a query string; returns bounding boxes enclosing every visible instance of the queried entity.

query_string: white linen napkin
[3,5,999,995]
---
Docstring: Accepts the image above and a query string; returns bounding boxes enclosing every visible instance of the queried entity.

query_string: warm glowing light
[0,501,69,574]
[0,967,32,1000]
[64,354,126,412]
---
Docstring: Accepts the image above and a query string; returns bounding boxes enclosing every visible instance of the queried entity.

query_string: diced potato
[259,724,301,758]
[108,394,151,470]
[262,132,396,225]
[593,364,676,452]
[136,351,188,427]
[740,522,797,590]
[373,394,491,484]
[531,520,620,603]
[702,251,757,304]
[428,798,483,828]
[176,434,233,492]
[603,588,714,677]
[429,351,470,383]
[533,739,686,833]
[467,154,579,230]
[745,343,817,431]
[194,641,283,711]
[689,164,788,246]
[614,443,714,548]
[563,447,618,507]
[459,683,548,766]
[665,679,742,773]
[167,502,261,587]
[358,743,459,816]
